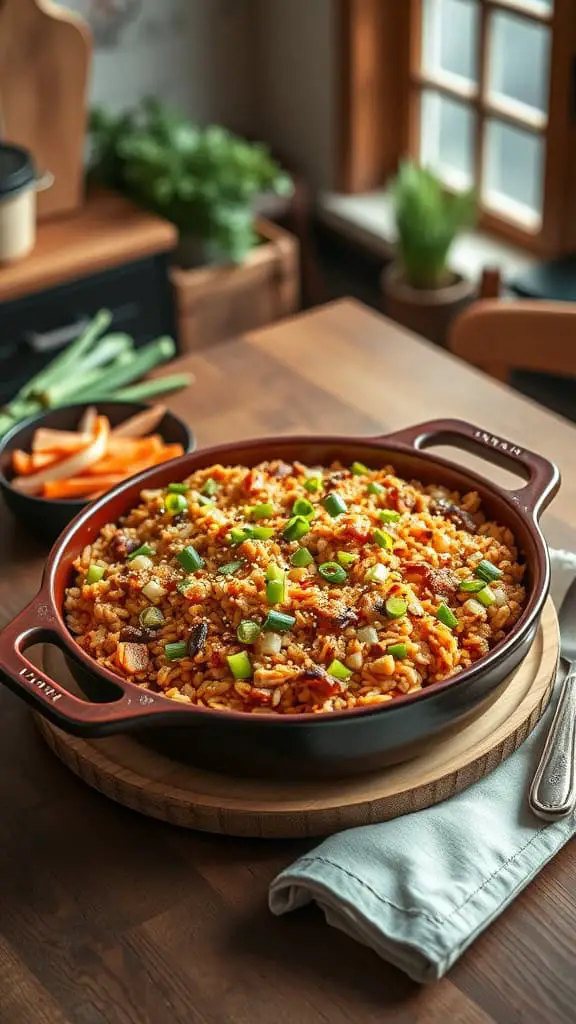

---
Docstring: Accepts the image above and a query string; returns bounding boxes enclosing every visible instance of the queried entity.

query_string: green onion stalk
[0,312,193,439]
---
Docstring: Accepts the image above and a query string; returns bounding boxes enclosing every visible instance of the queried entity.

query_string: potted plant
[88,98,293,267]
[382,161,476,346]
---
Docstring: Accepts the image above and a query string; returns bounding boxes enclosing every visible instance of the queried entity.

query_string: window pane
[422,0,479,86]
[482,120,544,226]
[487,11,550,115]
[420,90,475,189]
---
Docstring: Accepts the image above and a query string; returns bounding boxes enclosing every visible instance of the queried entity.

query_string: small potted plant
[88,98,293,267]
[382,161,476,345]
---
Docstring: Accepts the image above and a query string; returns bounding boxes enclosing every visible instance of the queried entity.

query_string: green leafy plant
[88,98,293,265]
[389,162,476,290]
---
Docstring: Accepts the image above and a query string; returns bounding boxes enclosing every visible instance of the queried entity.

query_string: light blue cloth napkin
[269,549,576,983]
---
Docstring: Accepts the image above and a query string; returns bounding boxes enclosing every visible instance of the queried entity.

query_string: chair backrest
[448,299,576,383]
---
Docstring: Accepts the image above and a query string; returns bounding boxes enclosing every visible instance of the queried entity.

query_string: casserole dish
[0,419,560,778]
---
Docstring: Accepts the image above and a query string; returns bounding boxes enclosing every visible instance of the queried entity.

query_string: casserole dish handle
[0,594,169,735]
[377,418,559,521]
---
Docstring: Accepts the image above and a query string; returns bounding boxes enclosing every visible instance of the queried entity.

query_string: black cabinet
[0,253,178,405]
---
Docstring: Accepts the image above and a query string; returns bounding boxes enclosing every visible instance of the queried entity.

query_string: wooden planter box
[170,217,300,352]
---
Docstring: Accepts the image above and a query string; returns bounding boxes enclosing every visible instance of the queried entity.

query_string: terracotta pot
[0,419,560,778]
[382,262,475,347]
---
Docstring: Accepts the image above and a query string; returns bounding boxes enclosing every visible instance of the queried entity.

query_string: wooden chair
[448,297,576,421]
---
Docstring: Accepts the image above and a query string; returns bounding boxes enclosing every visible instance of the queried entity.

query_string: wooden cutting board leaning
[0,0,92,220]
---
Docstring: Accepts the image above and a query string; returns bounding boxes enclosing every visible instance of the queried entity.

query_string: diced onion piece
[357,625,379,646]
[259,632,282,656]
[491,586,507,607]
[365,563,388,584]
[142,580,167,604]
[463,598,486,617]
[130,555,154,572]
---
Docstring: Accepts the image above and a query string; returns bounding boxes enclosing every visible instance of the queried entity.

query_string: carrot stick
[43,474,126,499]
[78,406,98,433]
[12,450,60,475]
[111,404,167,438]
[32,428,92,454]
[150,444,185,465]
[12,450,31,475]
[32,429,162,459]
[14,417,111,495]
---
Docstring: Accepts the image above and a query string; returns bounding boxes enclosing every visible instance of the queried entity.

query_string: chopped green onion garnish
[291,547,313,567]
[127,542,155,561]
[228,526,252,545]
[266,580,285,605]
[379,509,401,523]
[304,476,322,493]
[318,561,347,584]
[385,597,408,619]
[475,559,503,583]
[165,642,187,661]
[365,563,388,584]
[323,493,347,517]
[177,578,194,595]
[237,620,261,644]
[373,528,394,550]
[139,606,165,629]
[327,658,352,681]
[265,564,285,605]
[166,492,188,516]
[367,482,385,495]
[167,482,188,494]
[263,610,296,632]
[388,643,408,660]
[252,526,275,541]
[177,546,205,572]
[249,502,275,520]
[197,494,214,507]
[337,550,358,567]
[283,516,310,541]
[218,560,244,575]
[86,564,105,584]
[292,497,314,517]
[436,603,458,629]
[351,461,370,475]
[459,579,486,593]
[227,651,252,679]
[477,586,496,607]
[266,562,284,582]
[201,478,219,497]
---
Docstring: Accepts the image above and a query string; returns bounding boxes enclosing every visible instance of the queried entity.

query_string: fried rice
[64,458,527,715]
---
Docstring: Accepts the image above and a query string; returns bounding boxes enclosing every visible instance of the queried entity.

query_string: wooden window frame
[338,0,576,257]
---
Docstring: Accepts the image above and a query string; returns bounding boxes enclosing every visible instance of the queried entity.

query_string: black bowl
[0,402,194,543]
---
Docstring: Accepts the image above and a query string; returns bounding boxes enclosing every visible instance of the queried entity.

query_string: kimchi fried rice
[64,458,527,715]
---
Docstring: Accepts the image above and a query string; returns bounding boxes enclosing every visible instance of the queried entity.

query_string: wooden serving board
[0,0,92,220]
[36,599,558,838]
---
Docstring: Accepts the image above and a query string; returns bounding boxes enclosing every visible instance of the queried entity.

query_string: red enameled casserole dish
[0,419,560,778]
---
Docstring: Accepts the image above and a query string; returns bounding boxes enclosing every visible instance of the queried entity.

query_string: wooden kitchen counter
[0,189,177,304]
[0,300,575,1023]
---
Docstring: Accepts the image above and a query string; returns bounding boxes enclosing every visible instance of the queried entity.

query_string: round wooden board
[36,599,558,839]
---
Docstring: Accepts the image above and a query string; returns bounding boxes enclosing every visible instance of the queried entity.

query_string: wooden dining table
[1,298,575,1024]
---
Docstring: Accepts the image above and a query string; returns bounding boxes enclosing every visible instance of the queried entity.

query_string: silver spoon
[530,575,576,821]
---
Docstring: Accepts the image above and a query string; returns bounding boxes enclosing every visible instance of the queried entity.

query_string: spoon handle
[530,664,576,821]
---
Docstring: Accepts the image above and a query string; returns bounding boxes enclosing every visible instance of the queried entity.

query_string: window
[338,0,574,255]
[411,0,555,239]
